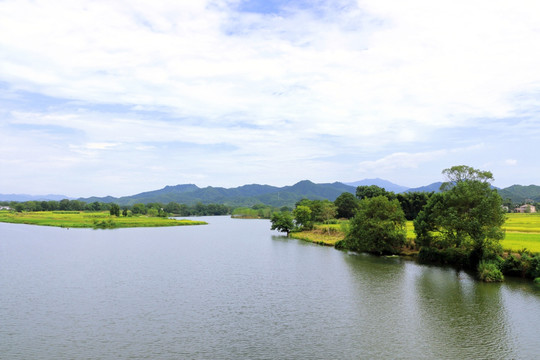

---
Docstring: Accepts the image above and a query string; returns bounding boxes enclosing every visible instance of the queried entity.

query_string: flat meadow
[0,211,206,229]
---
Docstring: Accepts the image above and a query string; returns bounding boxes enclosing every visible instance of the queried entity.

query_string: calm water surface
[1,216,540,359]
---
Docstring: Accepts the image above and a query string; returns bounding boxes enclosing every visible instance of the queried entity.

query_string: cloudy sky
[1,0,539,197]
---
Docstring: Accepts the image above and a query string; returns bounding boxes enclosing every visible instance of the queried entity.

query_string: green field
[0,211,206,228]
[290,213,540,253]
[403,213,540,253]
[501,213,540,253]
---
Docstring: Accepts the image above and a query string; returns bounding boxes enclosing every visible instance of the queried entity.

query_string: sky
[1,0,540,197]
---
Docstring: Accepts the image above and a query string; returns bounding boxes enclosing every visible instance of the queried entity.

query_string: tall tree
[344,196,406,255]
[396,191,432,220]
[270,211,294,236]
[414,166,506,264]
[109,203,120,217]
[334,192,359,219]
[355,185,395,201]
[293,205,312,229]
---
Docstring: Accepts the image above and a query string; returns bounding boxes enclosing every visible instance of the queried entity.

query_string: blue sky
[1,0,540,197]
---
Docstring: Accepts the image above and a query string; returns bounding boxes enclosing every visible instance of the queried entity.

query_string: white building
[514,204,537,213]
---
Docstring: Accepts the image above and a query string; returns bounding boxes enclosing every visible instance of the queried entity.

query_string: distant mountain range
[0,193,72,202]
[2,180,539,206]
[79,180,356,207]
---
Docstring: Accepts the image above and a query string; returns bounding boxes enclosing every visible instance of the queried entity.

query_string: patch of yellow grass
[290,224,346,246]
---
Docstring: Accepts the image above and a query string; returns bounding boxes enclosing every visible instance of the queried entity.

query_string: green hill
[78,180,355,207]
[498,185,540,203]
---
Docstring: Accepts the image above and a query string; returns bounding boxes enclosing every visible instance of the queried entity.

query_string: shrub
[478,261,504,282]
[500,254,524,277]
[334,239,347,250]
[534,278,540,285]
[93,219,117,229]
[526,255,540,279]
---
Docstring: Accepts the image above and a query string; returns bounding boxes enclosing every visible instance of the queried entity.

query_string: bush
[93,219,117,229]
[534,278,540,285]
[526,255,540,279]
[478,261,504,282]
[501,255,524,277]
[334,239,347,250]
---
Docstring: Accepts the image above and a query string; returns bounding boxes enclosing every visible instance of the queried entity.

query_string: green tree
[270,211,294,236]
[293,205,312,229]
[132,203,146,215]
[414,166,506,264]
[344,196,406,255]
[441,165,494,190]
[164,202,181,214]
[59,199,70,211]
[355,185,395,201]
[334,192,359,219]
[319,201,337,223]
[396,191,432,220]
[307,199,336,222]
[109,203,120,217]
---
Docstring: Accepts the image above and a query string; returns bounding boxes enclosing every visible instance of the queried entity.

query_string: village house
[514,204,537,213]
[0,206,12,210]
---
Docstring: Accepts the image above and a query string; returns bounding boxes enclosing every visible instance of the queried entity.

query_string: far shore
[0,210,207,229]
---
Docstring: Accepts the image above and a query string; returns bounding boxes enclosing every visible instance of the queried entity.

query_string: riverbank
[290,222,418,253]
[292,215,540,253]
[290,224,345,246]
[289,215,540,283]
[0,211,207,228]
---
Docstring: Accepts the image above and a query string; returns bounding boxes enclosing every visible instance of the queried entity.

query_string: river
[1,216,539,359]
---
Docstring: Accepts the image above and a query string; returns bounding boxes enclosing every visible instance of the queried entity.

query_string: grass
[0,211,207,229]
[290,223,347,246]
[501,213,540,253]
[503,213,540,232]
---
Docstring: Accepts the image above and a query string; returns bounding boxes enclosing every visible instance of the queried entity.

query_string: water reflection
[412,266,513,358]
[340,251,540,359]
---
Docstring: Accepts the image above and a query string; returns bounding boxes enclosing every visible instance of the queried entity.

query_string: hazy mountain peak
[344,178,410,193]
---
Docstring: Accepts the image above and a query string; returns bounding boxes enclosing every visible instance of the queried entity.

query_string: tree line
[0,199,231,217]
[271,165,540,283]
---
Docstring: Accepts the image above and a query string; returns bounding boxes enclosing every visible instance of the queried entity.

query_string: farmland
[501,213,540,253]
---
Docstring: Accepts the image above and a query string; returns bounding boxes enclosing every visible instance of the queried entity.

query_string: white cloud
[1,0,540,194]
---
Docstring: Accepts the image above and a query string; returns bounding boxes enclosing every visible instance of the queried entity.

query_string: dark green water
[1,216,539,359]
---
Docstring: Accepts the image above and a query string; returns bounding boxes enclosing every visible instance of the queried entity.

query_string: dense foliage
[295,199,337,223]
[293,205,312,229]
[396,192,432,220]
[3,199,232,216]
[355,185,395,200]
[334,192,359,219]
[343,196,406,255]
[270,211,294,235]
[414,165,506,267]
